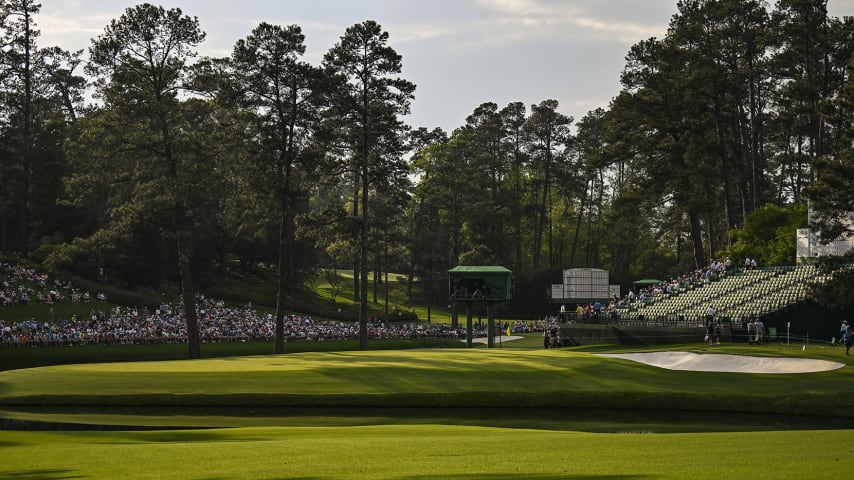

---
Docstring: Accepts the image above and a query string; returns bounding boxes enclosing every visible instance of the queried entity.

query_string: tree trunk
[274,212,286,354]
[358,160,369,351]
[384,243,389,324]
[569,177,589,266]
[712,80,737,239]
[178,243,201,359]
[514,153,524,273]
[352,174,360,302]
[21,6,34,258]
[373,244,379,304]
[689,210,706,270]
[426,266,434,324]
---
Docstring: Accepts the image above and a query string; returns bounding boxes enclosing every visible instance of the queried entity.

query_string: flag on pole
[506,325,511,337]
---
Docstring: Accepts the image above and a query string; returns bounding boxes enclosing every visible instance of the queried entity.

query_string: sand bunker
[596,351,845,374]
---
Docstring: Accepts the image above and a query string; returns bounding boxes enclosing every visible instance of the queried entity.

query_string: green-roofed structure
[632,279,663,289]
[448,266,513,348]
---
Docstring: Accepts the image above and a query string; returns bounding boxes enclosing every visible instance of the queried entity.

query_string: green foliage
[323,20,415,347]
[7,2,854,323]
[806,56,854,243]
[808,251,854,308]
[722,203,807,265]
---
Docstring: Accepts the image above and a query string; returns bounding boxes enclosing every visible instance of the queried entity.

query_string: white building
[796,210,854,262]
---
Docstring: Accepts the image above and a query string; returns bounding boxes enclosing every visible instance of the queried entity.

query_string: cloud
[475,0,557,15]
[37,11,113,41]
[391,24,461,44]
[470,0,666,45]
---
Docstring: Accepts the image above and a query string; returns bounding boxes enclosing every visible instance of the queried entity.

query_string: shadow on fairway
[4,406,853,433]
[395,475,650,480]
[0,469,83,480]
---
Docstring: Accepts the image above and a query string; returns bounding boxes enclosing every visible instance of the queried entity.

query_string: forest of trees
[3,1,854,350]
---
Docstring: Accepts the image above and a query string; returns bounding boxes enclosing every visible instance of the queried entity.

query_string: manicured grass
[2,347,853,417]
[1,425,852,480]
[0,337,469,371]
[1,344,853,479]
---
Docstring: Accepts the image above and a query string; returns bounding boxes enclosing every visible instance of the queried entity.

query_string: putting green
[1,348,853,418]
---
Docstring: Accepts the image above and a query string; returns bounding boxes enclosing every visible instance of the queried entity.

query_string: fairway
[1,345,853,479]
[1,425,853,480]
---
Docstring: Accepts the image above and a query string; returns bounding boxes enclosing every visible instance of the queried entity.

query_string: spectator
[844,324,853,356]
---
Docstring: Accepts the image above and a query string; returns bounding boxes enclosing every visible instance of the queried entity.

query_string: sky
[36,0,854,133]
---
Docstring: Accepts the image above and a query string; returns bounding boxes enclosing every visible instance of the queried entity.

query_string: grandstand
[609,207,854,333]
[560,263,851,346]
[616,265,838,327]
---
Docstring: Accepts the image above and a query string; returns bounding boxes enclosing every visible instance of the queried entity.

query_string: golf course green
[1,342,852,479]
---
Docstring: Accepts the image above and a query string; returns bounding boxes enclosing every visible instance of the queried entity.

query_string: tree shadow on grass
[0,469,85,480]
[192,477,653,480]
[195,478,324,480]
[396,475,655,480]
[93,429,280,445]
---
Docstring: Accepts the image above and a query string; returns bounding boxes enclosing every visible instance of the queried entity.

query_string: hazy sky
[36,0,854,132]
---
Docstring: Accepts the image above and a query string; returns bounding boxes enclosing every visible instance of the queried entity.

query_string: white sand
[596,351,845,374]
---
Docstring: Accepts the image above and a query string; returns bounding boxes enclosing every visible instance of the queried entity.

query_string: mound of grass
[2,348,852,418]
[0,337,469,372]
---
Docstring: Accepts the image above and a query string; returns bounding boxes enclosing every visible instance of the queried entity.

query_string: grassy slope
[2,346,852,417]
[308,269,455,322]
[0,337,475,371]
[0,267,452,324]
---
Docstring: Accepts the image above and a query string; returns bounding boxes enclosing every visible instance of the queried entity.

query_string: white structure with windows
[797,210,854,262]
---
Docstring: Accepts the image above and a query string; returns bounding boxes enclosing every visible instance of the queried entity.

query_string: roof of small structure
[448,266,512,274]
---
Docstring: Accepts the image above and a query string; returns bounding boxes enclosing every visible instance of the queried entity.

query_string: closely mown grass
[0,343,852,479]
[0,336,471,371]
[2,347,852,417]
[1,424,852,480]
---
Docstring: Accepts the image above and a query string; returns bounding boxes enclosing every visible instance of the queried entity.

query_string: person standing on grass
[840,320,849,345]
[706,321,715,348]
[844,325,853,356]
[747,318,755,344]
[755,318,765,345]
[706,305,716,326]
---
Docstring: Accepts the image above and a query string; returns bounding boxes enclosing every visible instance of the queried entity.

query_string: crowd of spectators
[1,262,105,307]
[561,256,759,323]
[615,256,757,309]
[1,262,551,348]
